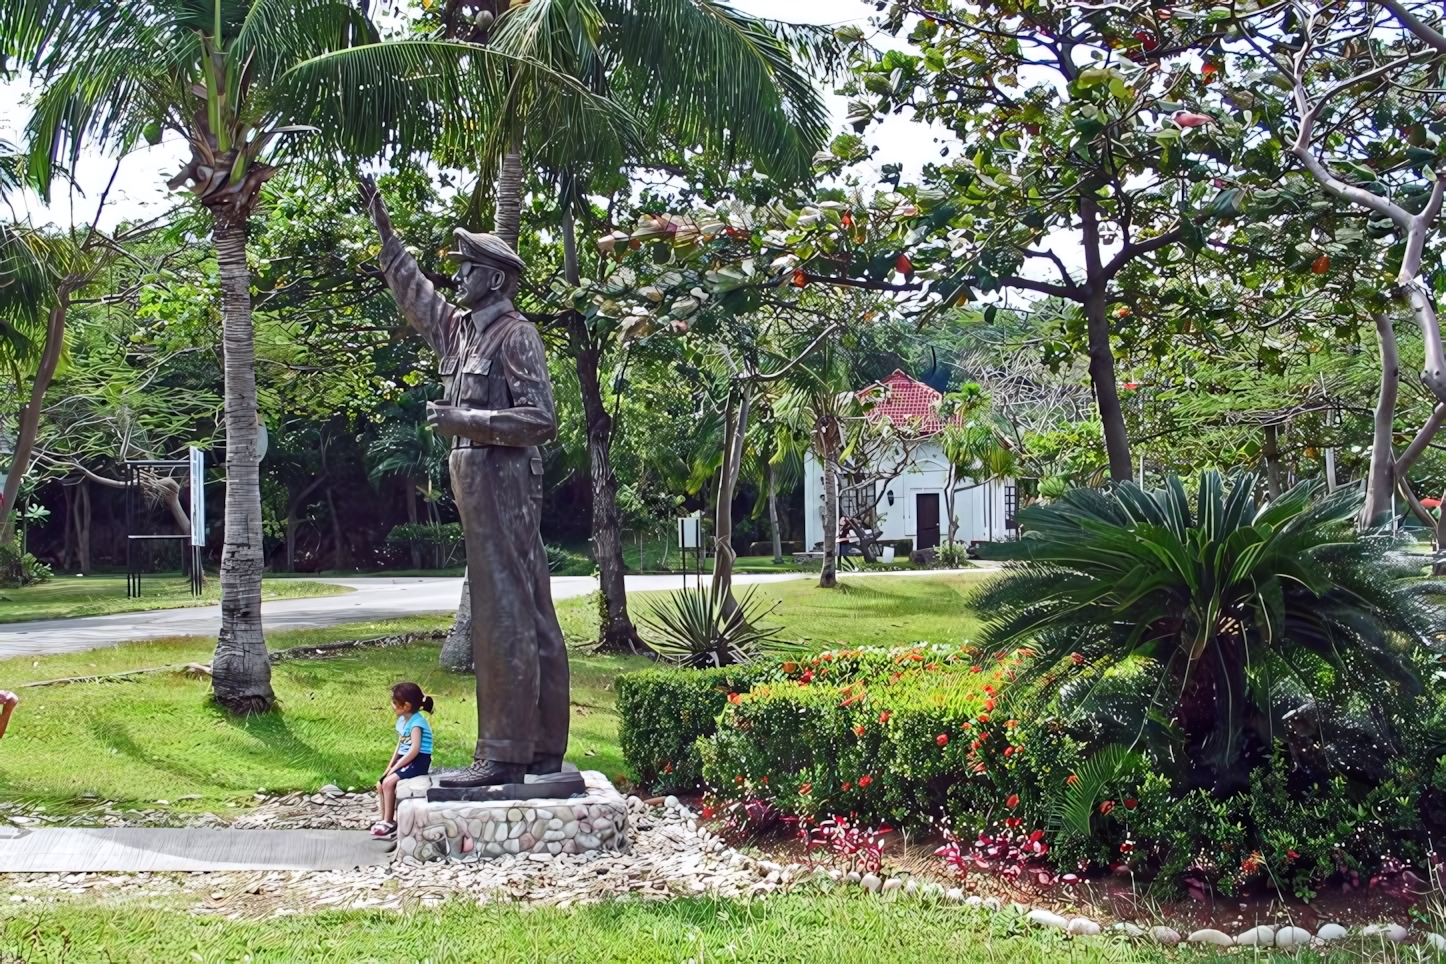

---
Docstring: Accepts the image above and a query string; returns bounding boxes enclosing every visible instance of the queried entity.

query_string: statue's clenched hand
[358,174,394,239]
[427,401,466,438]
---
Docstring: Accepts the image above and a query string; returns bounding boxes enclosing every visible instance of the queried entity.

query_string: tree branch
[1021,248,1078,289]
[778,272,923,293]
[1102,226,1184,280]
[1290,52,1424,229]
[1395,402,1446,480]
[994,275,1081,301]
[1373,0,1446,53]
[752,324,842,384]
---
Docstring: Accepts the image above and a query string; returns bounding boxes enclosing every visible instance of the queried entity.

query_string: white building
[802,371,1015,554]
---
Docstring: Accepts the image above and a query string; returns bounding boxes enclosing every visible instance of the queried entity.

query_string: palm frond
[589,0,830,184]
[1050,744,1147,838]
[280,39,638,162]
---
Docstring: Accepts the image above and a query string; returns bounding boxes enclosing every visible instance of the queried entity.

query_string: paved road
[0,826,392,872]
[0,568,986,659]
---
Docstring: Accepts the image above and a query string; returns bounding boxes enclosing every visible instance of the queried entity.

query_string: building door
[916,493,940,550]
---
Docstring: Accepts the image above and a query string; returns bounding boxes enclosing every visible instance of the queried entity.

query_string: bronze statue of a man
[360,175,569,787]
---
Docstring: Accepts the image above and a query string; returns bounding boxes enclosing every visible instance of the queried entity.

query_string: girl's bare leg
[381,774,399,823]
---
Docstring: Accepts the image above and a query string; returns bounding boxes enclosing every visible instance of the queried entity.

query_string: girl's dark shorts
[387,753,432,781]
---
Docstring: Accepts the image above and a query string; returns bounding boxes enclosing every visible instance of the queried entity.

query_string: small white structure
[803,371,1014,554]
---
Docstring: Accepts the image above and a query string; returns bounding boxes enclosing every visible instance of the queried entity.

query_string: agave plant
[977,472,1445,794]
[639,583,785,668]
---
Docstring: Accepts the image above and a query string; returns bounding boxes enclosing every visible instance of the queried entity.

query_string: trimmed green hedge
[615,666,768,790]
[697,649,1037,832]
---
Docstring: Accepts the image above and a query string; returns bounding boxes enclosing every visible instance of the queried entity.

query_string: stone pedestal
[395,769,629,862]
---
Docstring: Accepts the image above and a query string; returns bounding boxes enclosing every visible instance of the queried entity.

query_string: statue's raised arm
[359,174,455,356]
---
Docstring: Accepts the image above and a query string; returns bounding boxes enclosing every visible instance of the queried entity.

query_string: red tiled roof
[857,370,959,436]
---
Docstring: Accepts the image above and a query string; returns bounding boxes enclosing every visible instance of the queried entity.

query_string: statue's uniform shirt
[378,235,569,765]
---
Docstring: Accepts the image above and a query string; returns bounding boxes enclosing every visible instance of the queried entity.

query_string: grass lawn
[0,574,351,624]
[0,892,1227,964]
[0,573,986,810]
[560,572,991,650]
[0,617,649,811]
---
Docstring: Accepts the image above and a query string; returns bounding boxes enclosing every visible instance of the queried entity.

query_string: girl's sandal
[370,821,397,838]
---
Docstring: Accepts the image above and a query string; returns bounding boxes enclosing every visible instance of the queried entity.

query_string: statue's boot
[437,759,527,787]
[528,754,563,775]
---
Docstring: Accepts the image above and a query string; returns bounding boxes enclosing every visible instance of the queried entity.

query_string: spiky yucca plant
[977,472,1445,794]
[639,583,785,668]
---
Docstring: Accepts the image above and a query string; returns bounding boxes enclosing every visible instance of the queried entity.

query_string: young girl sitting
[372,681,434,837]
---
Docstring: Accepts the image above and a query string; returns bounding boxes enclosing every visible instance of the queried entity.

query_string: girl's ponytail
[420,694,435,713]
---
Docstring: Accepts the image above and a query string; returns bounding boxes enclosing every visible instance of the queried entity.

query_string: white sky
[0,0,953,234]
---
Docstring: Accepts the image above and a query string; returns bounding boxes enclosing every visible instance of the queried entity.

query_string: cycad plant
[977,472,1444,794]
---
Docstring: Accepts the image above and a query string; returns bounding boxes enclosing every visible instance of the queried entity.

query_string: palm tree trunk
[325,484,347,571]
[494,132,524,251]
[943,464,959,547]
[405,476,422,569]
[1179,632,1253,795]
[820,446,839,589]
[768,458,783,564]
[77,477,90,575]
[1262,424,1282,499]
[210,216,274,714]
[61,481,74,572]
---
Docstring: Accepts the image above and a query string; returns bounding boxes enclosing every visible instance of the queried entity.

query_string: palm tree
[6,0,400,711]
[742,404,803,564]
[0,141,125,574]
[975,472,1442,794]
[0,142,59,544]
[938,415,1017,548]
[774,345,855,588]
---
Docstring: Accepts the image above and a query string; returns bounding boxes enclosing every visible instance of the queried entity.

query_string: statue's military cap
[451,228,526,273]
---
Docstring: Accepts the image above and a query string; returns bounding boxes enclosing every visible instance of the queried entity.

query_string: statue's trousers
[451,443,570,764]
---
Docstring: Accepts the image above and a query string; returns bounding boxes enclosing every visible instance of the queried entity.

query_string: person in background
[0,690,17,739]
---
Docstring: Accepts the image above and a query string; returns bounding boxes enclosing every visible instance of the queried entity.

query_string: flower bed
[619,643,1446,898]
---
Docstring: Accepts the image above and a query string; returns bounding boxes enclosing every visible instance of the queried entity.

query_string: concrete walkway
[0,826,392,872]
[0,568,986,659]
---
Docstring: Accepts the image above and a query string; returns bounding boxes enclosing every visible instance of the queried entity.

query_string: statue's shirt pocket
[457,356,492,403]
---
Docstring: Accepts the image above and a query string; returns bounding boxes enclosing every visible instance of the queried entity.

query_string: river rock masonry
[394,770,629,862]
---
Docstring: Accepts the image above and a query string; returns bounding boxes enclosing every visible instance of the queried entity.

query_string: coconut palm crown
[976,472,1446,794]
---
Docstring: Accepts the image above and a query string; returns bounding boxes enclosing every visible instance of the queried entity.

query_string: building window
[1005,484,1019,531]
